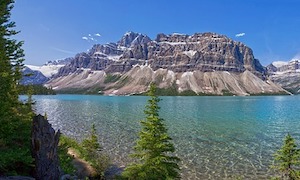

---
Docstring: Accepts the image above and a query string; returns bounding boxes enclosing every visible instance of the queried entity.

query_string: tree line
[18,84,56,95]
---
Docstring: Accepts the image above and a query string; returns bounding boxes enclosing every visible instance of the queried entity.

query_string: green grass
[179,90,198,96]
[104,74,121,84]
[58,133,110,178]
[221,89,235,96]
[56,86,105,95]
[249,91,290,96]
[58,135,79,174]
[137,84,215,96]
[112,76,131,89]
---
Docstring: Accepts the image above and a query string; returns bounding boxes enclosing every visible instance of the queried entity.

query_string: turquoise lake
[29,95,300,179]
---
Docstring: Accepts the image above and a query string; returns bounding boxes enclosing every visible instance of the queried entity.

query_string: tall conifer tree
[0,0,33,175]
[0,0,24,112]
[123,83,180,179]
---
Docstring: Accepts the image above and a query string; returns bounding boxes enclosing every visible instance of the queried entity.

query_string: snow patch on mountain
[272,61,288,68]
[25,64,64,78]
[183,50,197,58]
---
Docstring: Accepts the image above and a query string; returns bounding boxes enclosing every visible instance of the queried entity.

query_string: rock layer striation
[46,32,286,95]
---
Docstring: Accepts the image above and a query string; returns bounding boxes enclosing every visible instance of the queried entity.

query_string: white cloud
[235,32,246,37]
[82,33,101,42]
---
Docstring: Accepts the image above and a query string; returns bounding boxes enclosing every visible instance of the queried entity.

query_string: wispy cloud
[95,33,101,37]
[82,37,88,40]
[235,32,246,37]
[52,47,76,54]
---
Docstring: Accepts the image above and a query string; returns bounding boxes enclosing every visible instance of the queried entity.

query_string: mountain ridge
[40,31,287,95]
[53,32,266,76]
[267,59,300,94]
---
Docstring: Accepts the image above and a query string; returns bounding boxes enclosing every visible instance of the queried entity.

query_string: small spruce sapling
[273,133,300,180]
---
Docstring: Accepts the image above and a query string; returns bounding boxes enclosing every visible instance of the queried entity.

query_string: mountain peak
[32,31,287,95]
[118,31,151,47]
[124,31,140,36]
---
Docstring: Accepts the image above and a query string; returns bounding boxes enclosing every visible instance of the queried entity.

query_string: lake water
[28,95,300,179]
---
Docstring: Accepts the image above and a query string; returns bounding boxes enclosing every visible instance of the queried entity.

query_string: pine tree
[0,0,33,175]
[81,124,110,178]
[0,0,24,111]
[0,0,25,127]
[122,83,180,180]
[82,124,101,154]
[273,134,300,180]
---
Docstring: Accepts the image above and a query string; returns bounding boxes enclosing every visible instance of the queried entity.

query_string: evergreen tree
[0,0,33,175]
[273,134,300,180]
[0,0,24,111]
[122,83,180,180]
[82,124,101,155]
[81,124,110,179]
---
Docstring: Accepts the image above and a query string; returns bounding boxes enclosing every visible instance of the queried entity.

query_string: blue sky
[11,0,300,66]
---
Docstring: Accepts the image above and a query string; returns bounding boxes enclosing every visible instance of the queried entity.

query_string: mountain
[45,57,73,66]
[22,58,72,85]
[46,31,287,95]
[267,60,300,94]
[21,66,49,85]
[26,64,64,78]
[118,31,151,47]
[26,57,72,78]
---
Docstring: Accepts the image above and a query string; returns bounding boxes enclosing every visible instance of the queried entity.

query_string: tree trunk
[31,114,60,180]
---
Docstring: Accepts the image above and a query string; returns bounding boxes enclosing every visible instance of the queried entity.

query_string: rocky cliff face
[118,31,151,47]
[123,32,265,74]
[46,31,287,95]
[55,32,265,76]
[267,60,300,94]
[45,57,73,66]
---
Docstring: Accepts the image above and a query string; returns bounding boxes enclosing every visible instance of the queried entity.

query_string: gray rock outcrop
[46,57,73,66]
[118,31,151,47]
